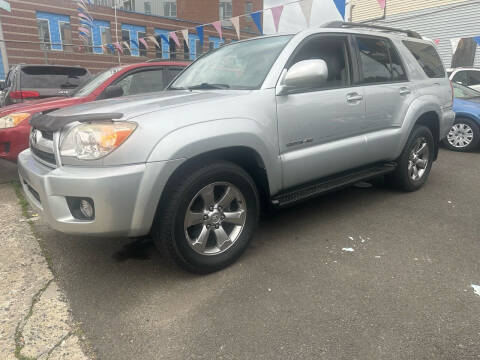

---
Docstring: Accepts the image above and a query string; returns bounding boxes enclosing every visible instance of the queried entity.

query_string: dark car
[0,64,91,107]
[0,61,189,161]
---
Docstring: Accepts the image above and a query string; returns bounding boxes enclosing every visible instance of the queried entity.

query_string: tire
[442,117,480,152]
[388,125,435,192]
[153,160,259,274]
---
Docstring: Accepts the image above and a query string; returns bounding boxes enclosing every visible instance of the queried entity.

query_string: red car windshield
[72,66,122,98]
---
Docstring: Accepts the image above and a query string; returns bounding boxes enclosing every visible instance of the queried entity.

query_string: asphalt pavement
[5,149,480,359]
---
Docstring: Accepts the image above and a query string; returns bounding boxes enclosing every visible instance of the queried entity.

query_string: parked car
[18,22,454,273]
[0,64,92,107]
[0,61,188,162]
[447,67,480,91]
[443,82,480,151]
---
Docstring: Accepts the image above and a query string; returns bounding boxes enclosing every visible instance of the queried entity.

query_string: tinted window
[165,67,183,85]
[467,71,480,86]
[387,42,407,81]
[116,69,166,96]
[20,66,90,89]
[357,37,392,84]
[452,71,468,84]
[289,35,350,89]
[403,40,445,78]
[452,82,480,99]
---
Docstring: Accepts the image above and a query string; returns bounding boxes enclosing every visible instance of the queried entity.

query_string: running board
[271,163,396,207]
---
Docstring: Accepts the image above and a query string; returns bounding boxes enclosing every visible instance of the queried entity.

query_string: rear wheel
[153,161,259,274]
[443,118,480,152]
[388,125,434,192]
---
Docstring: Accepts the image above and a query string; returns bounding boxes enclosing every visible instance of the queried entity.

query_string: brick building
[0,0,263,78]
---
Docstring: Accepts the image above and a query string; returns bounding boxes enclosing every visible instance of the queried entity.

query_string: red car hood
[0,96,86,117]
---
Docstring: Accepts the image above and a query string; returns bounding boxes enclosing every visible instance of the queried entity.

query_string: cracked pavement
[0,173,89,360]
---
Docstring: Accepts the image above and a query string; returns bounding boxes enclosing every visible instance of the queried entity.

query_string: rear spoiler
[29,112,123,132]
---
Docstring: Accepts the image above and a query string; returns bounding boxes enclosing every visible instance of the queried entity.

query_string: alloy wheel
[184,182,247,255]
[408,137,429,181]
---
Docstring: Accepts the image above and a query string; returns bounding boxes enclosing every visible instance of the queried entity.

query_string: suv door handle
[399,87,411,95]
[346,93,363,103]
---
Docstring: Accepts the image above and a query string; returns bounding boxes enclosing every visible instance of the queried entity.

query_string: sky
[263,0,344,34]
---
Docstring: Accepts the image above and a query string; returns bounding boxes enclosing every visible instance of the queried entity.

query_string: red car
[0,61,188,162]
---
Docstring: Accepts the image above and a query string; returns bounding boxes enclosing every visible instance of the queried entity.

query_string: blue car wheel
[443,117,480,152]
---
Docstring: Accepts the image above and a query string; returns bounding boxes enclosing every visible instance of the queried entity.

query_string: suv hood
[51,90,245,121]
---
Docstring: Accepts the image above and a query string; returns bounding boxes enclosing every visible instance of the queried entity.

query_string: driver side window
[115,69,166,97]
[288,35,351,90]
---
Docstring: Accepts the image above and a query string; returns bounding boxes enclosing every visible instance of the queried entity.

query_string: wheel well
[161,147,271,213]
[415,112,440,160]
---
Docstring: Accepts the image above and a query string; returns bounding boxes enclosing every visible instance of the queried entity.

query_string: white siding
[366,1,480,68]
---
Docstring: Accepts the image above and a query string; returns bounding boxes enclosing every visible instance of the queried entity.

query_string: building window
[164,0,177,18]
[144,1,151,15]
[219,0,232,20]
[101,27,113,54]
[195,39,203,57]
[183,40,189,60]
[122,29,131,55]
[138,31,147,56]
[121,0,134,11]
[245,1,253,13]
[60,22,72,52]
[37,19,50,50]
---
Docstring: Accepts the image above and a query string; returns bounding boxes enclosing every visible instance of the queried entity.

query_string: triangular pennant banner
[333,0,345,19]
[376,0,386,10]
[212,21,223,40]
[170,32,181,47]
[271,5,283,33]
[122,41,130,51]
[139,37,148,49]
[149,35,160,48]
[114,42,123,53]
[474,36,480,47]
[160,33,169,45]
[300,0,313,26]
[230,16,240,39]
[181,29,189,49]
[131,39,139,48]
[434,39,440,45]
[196,25,204,48]
[250,11,263,34]
[450,38,461,55]
[107,43,115,53]
[78,26,90,34]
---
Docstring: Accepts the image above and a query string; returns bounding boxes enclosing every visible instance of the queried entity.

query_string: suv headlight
[0,113,31,129]
[60,121,137,160]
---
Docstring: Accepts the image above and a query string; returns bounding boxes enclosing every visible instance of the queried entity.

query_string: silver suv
[18,22,455,273]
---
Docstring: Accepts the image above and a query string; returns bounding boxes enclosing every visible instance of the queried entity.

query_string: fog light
[80,199,94,219]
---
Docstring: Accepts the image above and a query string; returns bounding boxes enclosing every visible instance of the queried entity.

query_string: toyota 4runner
[18,22,455,273]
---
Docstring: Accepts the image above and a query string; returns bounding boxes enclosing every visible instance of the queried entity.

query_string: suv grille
[30,128,56,167]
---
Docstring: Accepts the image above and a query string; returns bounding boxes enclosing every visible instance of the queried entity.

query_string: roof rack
[321,21,422,39]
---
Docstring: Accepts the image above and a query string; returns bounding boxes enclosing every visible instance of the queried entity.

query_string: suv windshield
[453,82,480,99]
[170,35,292,90]
[72,67,122,97]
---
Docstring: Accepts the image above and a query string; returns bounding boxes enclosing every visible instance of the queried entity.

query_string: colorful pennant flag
[474,36,480,47]
[333,0,345,19]
[434,39,440,45]
[107,44,115,53]
[300,0,313,27]
[170,32,181,47]
[114,42,123,53]
[78,26,90,34]
[181,29,189,48]
[0,0,11,12]
[250,11,263,34]
[212,21,223,40]
[230,16,240,39]
[159,33,169,45]
[139,37,148,49]
[376,0,386,10]
[149,35,160,48]
[196,25,204,48]
[122,41,131,51]
[270,5,284,33]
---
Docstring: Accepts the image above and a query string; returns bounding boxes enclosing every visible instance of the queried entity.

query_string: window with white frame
[219,0,232,20]
[122,29,131,55]
[101,27,113,54]
[164,0,177,17]
[37,19,50,50]
[144,1,151,15]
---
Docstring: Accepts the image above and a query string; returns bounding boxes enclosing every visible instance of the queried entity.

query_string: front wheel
[443,118,480,152]
[154,161,259,274]
[388,125,434,192]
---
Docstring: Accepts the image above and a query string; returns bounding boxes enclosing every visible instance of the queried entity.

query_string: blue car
[444,82,480,151]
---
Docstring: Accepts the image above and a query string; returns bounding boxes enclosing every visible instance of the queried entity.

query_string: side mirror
[277,59,328,95]
[104,85,124,99]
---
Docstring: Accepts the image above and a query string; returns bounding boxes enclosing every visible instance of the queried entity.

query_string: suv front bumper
[17,149,182,237]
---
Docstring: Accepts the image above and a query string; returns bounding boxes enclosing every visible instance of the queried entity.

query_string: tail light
[9,90,40,100]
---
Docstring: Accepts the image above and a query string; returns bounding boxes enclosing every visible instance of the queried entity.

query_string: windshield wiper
[187,83,230,90]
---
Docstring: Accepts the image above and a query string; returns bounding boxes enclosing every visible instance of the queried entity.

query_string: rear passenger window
[467,71,480,86]
[452,71,468,85]
[403,40,445,78]
[356,37,406,84]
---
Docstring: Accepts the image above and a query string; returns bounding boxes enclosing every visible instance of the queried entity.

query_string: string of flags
[72,0,346,55]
